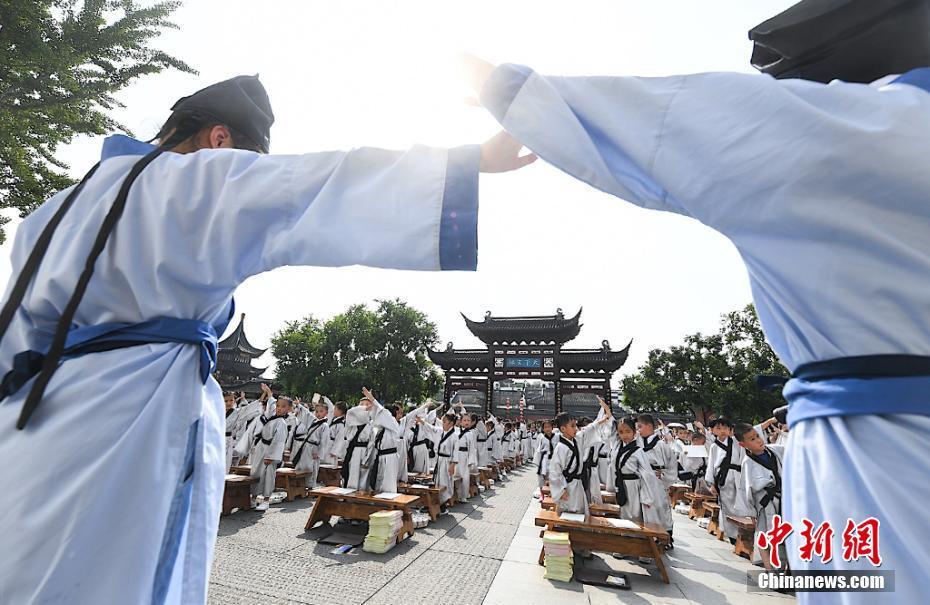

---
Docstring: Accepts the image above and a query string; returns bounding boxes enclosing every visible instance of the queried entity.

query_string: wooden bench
[304,486,420,541]
[535,510,671,583]
[398,482,442,521]
[223,475,258,515]
[515,454,524,466]
[275,468,312,501]
[317,464,343,487]
[540,497,621,518]
[727,515,756,559]
[469,473,480,498]
[478,467,493,489]
[501,458,515,472]
[704,502,724,540]
[487,463,501,481]
[685,492,716,519]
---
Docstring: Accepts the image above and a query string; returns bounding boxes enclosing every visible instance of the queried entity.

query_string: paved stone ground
[209,466,539,604]
[210,470,796,605]
[484,496,798,605]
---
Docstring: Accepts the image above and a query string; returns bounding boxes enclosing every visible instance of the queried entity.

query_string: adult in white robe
[470,56,930,603]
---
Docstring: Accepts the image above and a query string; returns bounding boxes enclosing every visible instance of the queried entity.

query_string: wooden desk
[668,484,690,507]
[223,475,258,515]
[305,486,420,541]
[398,482,442,521]
[727,515,756,559]
[534,510,671,583]
[478,467,492,489]
[704,502,723,540]
[317,464,343,487]
[275,468,312,501]
[685,492,716,519]
[230,465,251,476]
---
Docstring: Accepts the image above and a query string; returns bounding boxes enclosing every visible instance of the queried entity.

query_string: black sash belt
[378,447,398,456]
[437,452,452,458]
[794,354,930,381]
[458,446,469,452]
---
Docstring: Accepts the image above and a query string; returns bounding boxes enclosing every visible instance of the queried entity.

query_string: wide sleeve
[548,447,567,503]
[480,63,917,234]
[146,143,481,289]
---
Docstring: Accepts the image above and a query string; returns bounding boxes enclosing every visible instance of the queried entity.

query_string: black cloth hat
[749,0,930,83]
[171,75,274,152]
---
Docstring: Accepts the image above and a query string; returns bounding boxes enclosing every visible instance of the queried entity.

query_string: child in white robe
[636,414,677,547]
[475,417,491,468]
[290,400,331,488]
[548,397,613,515]
[249,397,292,510]
[365,396,403,494]
[406,414,435,475]
[704,418,749,543]
[533,420,556,494]
[609,417,664,525]
[416,413,459,510]
[454,412,478,501]
[223,392,239,473]
[327,401,348,465]
[736,422,786,571]
[341,403,373,490]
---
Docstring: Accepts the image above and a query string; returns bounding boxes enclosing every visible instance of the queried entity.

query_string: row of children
[223,384,536,512]
[530,401,789,568]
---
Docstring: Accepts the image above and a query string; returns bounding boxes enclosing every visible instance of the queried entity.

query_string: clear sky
[0,0,796,384]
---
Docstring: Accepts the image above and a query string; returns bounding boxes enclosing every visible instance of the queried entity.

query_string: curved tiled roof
[218,313,267,357]
[461,308,583,344]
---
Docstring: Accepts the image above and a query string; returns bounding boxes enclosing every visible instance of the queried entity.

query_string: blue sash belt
[784,354,930,424]
[0,317,221,402]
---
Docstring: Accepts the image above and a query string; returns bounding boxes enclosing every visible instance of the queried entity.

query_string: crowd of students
[529,401,789,570]
[223,384,538,513]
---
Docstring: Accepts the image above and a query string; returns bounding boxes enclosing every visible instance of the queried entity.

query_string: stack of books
[542,531,573,582]
[363,510,404,553]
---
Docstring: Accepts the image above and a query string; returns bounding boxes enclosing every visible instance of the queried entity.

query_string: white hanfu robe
[420,424,458,504]
[406,421,434,475]
[548,422,606,515]
[327,415,347,465]
[608,441,662,525]
[705,437,748,539]
[249,415,288,498]
[520,423,533,461]
[342,406,373,491]
[290,407,330,488]
[0,133,479,604]
[479,62,930,604]
[395,405,425,483]
[740,445,786,538]
[534,432,556,490]
[224,407,240,473]
[366,401,402,493]
[636,434,676,533]
[454,426,478,500]
[475,421,491,467]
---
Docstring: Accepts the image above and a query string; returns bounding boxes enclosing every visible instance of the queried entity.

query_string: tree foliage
[621,304,789,423]
[271,299,443,404]
[0,0,194,242]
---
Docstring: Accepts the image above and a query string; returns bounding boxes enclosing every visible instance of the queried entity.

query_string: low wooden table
[223,475,258,515]
[704,502,723,539]
[304,486,419,541]
[540,497,621,518]
[487,463,501,481]
[398,482,442,521]
[685,492,716,519]
[478,467,493,489]
[534,510,671,583]
[728,515,756,559]
[668,484,690,507]
[275,468,312,501]
[469,473,480,498]
[317,464,343,487]
[230,465,251,476]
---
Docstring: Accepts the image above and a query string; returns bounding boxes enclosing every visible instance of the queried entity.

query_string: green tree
[270,299,443,404]
[621,304,788,422]
[0,0,194,242]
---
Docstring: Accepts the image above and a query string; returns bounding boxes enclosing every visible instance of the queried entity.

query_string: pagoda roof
[462,308,583,345]
[557,340,632,373]
[218,313,267,357]
[427,348,492,371]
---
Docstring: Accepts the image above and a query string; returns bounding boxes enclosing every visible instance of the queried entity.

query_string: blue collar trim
[100,134,157,161]
[890,67,930,93]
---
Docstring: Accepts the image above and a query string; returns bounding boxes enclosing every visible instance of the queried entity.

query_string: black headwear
[171,75,274,152]
[749,0,930,84]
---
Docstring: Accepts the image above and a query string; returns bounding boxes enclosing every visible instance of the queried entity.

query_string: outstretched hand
[459,53,496,98]
[480,130,537,173]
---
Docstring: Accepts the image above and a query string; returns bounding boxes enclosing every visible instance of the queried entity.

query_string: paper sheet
[374,492,400,500]
[685,445,708,458]
[330,487,356,495]
[607,518,640,530]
